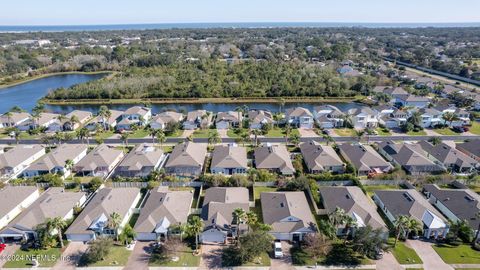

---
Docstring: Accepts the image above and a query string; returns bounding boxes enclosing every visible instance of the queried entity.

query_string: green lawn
[264,127,299,138]
[375,127,392,136]
[470,122,480,135]
[3,247,62,268]
[406,130,427,136]
[242,252,271,266]
[149,246,200,267]
[433,244,480,264]
[389,239,422,265]
[165,129,183,138]
[433,128,457,136]
[227,129,241,138]
[253,187,278,223]
[94,130,115,140]
[333,128,356,137]
[363,184,401,198]
[90,246,131,266]
[130,129,151,138]
[192,129,217,138]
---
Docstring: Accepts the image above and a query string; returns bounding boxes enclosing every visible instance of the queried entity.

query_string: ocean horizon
[1,22,480,32]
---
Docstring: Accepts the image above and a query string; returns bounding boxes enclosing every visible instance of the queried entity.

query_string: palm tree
[429,136,442,146]
[120,132,130,149]
[46,217,67,248]
[157,130,166,147]
[69,115,80,131]
[407,111,422,128]
[149,128,158,145]
[208,130,221,145]
[186,216,203,251]
[108,212,122,242]
[76,127,90,146]
[289,133,300,146]
[64,159,74,178]
[240,131,250,147]
[343,216,358,243]
[442,112,459,128]
[98,105,112,131]
[355,130,365,143]
[393,215,411,247]
[232,208,247,225]
[341,114,353,129]
[250,129,262,146]
[329,207,348,227]
[283,124,292,144]
[8,127,21,144]
[405,218,422,239]
[245,211,258,232]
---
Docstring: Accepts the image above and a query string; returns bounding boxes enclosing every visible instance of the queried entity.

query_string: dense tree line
[46,60,371,99]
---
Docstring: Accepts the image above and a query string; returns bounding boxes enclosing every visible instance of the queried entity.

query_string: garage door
[66,233,94,242]
[200,229,226,243]
[136,232,157,241]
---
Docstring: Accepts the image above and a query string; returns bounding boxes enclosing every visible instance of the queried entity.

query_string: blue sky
[1,0,479,25]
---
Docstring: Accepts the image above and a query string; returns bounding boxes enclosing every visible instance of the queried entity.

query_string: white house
[347,107,379,129]
[116,106,152,131]
[285,107,314,129]
[0,145,46,180]
[313,105,344,129]
[0,186,40,230]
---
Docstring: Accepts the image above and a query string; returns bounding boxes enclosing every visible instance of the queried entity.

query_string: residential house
[248,110,275,129]
[134,187,193,241]
[377,107,408,129]
[338,143,393,176]
[200,187,250,243]
[261,191,316,241]
[63,110,93,131]
[164,142,207,177]
[254,144,295,176]
[396,95,430,108]
[285,107,314,129]
[150,111,184,130]
[116,106,152,131]
[433,104,470,127]
[0,145,46,179]
[65,188,141,242]
[23,144,88,178]
[0,112,31,128]
[423,184,480,236]
[457,140,480,163]
[418,141,478,173]
[337,65,361,77]
[86,109,124,131]
[300,140,344,173]
[347,107,379,129]
[215,111,242,130]
[114,143,165,178]
[418,108,443,128]
[319,186,387,237]
[183,110,211,130]
[378,141,445,175]
[210,144,248,175]
[0,186,40,229]
[0,188,86,242]
[313,105,345,129]
[383,87,409,102]
[73,144,125,177]
[373,189,449,239]
[18,112,60,132]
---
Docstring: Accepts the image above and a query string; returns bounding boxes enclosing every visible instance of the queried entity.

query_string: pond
[0,73,363,114]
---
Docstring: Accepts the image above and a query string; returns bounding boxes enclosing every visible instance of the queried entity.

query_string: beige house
[134,187,193,241]
[183,110,211,130]
[66,188,141,242]
[0,188,86,242]
[254,144,295,175]
[261,191,316,241]
[86,109,124,130]
[164,142,207,177]
[74,144,125,177]
[216,111,242,129]
[210,144,248,175]
[63,110,93,130]
[23,144,88,178]
[115,144,165,178]
[150,111,185,130]
[200,187,250,243]
[300,140,344,173]
[0,186,40,229]
[0,112,31,128]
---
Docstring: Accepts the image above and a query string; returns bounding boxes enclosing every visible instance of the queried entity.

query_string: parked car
[0,243,7,253]
[273,240,283,258]
[453,126,466,133]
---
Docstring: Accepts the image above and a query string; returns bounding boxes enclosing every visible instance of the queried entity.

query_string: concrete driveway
[0,243,20,268]
[298,128,319,138]
[270,241,294,270]
[375,251,402,270]
[218,129,228,138]
[407,240,453,270]
[52,242,88,270]
[199,243,224,270]
[124,241,152,270]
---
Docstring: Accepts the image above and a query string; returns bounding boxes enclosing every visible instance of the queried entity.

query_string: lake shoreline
[0,71,113,90]
[42,96,363,105]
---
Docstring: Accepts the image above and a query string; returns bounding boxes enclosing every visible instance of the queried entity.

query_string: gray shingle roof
[0,186,38,221]
[74,144,124,172]
[134,187,193,233]
[418,141,478,169]
[261,192,316,233]
[201,187,249,228]
[26,144,88,172]
[165,142,207,169]
[116,144,164,172]
[0,145,45,171]
[338,143,393,173]
[300,140,344,171]
[254,145,295,174]
[210,145,247,170]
